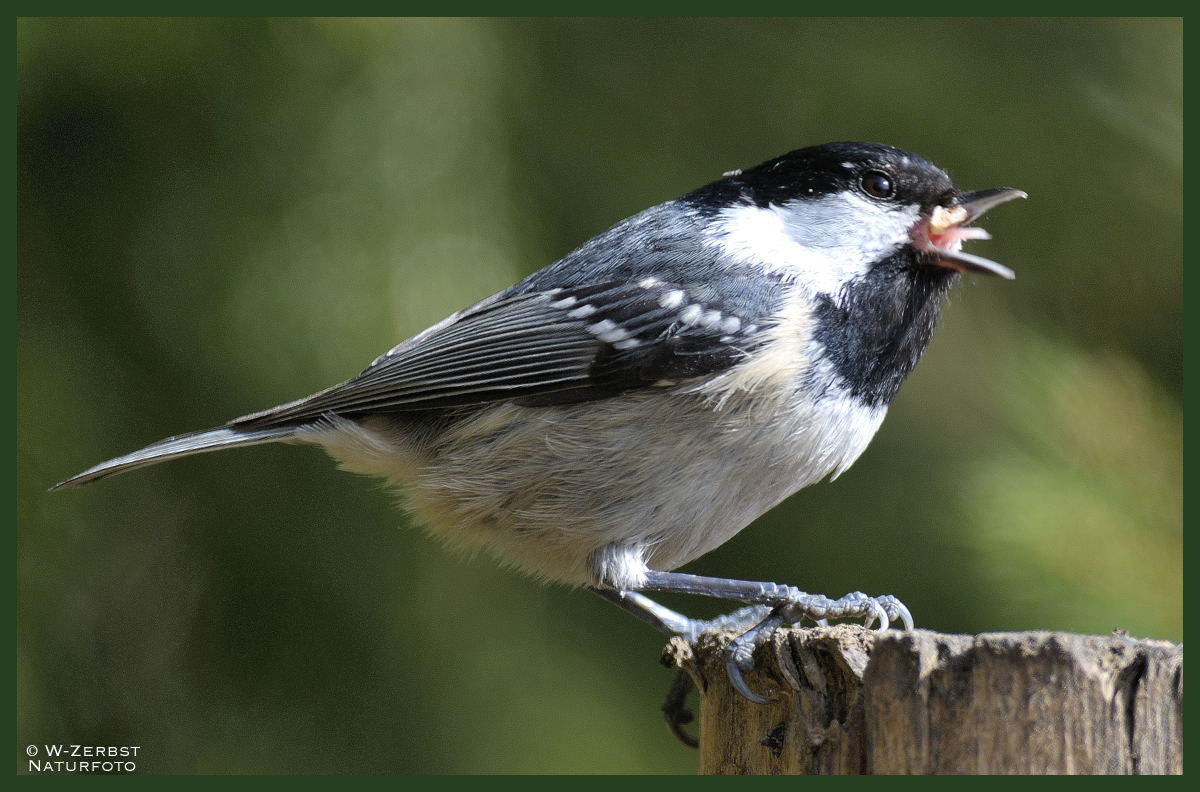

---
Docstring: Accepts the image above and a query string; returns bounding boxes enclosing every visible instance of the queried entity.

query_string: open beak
[915,187,1027,279]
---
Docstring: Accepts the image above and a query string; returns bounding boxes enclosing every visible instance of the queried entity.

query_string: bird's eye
[860,171,895,199]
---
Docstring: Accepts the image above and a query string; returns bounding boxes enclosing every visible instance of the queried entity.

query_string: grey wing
[230,280,772,429]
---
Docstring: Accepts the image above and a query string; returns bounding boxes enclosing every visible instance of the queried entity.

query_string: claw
[722,609,786,703]
[726,659,773,704]
[867,600,889,631]
[881,595,914,630]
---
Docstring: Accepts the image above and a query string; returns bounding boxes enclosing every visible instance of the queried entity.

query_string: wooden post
[665,626,1182,774]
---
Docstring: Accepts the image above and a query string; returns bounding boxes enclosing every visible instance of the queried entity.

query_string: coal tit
[54,141,1024,702]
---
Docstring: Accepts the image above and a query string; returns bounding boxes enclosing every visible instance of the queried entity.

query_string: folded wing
[232,279,770,427]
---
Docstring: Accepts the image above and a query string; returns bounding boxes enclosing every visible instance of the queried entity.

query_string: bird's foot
[657,605,772,747]
[715,590,913,703]
[660,669,699,748]
[601,579,913,744]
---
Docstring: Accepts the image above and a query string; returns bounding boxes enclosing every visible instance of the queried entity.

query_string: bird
[53,141,1024,703]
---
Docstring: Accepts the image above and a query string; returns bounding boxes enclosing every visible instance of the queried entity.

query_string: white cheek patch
[709,194,921,295]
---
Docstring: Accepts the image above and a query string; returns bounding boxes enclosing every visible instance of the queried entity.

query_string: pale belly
[312,384,887,589]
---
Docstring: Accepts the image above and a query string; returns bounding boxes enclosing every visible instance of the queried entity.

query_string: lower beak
[923,187,1026,280]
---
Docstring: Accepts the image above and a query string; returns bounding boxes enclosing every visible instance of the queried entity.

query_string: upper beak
[919,187,1026,279]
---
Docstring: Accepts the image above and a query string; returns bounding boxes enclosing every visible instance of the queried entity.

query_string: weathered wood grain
[670,626,1181,774]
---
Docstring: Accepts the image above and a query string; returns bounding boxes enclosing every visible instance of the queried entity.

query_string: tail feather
[51,426,297,490]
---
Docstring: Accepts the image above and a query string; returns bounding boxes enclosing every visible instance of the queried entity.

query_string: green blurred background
[17,18,1181,773]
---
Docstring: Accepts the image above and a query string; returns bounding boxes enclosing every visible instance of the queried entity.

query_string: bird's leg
[588,588,770,640]
[631,571,914,703]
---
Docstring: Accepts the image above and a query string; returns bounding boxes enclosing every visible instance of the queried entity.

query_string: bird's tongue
[928,222,992,253]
